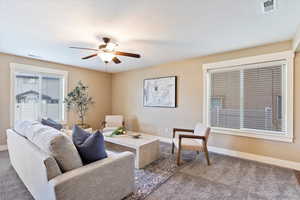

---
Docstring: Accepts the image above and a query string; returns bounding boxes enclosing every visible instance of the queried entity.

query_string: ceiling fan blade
[112,57,121,64]
[70,47,98,51]
[82,53,98,59]
[114,51,141,58]
[99,44,107,49]
[103,37,110,44]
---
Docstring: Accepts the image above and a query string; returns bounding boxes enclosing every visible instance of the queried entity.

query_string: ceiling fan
[70,37,141,64]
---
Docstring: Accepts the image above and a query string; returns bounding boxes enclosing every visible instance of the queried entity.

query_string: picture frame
[143,76,177,108]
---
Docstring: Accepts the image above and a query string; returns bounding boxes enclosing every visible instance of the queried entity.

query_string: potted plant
[64,81,94,128]
[109,127,126,137]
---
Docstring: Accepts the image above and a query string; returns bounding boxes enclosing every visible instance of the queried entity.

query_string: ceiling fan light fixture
[106,42,117,51]
[71,37,140,64]
[98,52,114,63]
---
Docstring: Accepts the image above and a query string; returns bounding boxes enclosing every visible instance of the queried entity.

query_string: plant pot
[76,124,91,129]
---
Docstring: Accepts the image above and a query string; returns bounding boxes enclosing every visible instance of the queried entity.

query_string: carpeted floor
[1,143,300,200]
[106,142,191,200]
[146,151,300,200]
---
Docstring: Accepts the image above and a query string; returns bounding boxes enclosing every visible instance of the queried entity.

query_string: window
[11,63,68,125]
[211,96,224,109]
[203,51,294,142]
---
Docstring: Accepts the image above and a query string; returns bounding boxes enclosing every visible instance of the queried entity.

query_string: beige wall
[112,40,300,163]
[2,40,298,163]
[0,53,112,145]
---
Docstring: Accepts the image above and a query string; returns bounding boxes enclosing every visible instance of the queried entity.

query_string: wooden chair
[172,123,211,166]
[101,115,125,132]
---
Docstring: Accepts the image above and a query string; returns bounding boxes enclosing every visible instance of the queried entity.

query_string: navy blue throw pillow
[41,118,63,130]
[72,125,107,164]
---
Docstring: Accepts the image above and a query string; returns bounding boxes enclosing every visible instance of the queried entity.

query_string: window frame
[10,63,68,126]
[202,51,294,143]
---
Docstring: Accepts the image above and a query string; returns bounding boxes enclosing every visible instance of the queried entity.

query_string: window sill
[211,127,293,143]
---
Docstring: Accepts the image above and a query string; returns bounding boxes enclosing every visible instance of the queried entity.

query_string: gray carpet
[0,150,33,200]
[1,143,300,200]
[146,152,300,200]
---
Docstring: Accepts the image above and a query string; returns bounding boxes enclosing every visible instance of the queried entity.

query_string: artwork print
[143,76,177,108]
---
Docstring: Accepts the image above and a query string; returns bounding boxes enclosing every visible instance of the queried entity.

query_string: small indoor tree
[64,81,94,128]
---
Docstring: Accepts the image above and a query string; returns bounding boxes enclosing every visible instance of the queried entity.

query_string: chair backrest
[105,115,124,127]
[194,123,210,140]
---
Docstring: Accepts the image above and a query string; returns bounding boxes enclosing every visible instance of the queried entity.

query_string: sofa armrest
[49,152,135,200]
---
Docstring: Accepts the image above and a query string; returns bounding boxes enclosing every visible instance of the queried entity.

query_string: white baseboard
[208,146,300,171]
[0,145,8,151]
[156,135,300,171]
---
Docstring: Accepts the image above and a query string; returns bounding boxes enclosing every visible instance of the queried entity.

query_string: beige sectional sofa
[6,122,135,200]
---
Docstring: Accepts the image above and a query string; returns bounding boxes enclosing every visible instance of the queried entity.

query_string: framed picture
[143,76,177,108]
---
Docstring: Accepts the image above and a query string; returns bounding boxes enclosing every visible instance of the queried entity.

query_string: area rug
[0,142,191,200]
[106,142,193,200]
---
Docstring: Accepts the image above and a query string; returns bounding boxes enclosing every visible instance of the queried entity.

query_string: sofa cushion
[73,125,108,164]
[14,120,40,138]
[41,118,63,130]
[15,121,83,172]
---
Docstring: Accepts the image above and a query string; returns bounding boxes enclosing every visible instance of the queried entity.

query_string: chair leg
[204,146,210,166]
[171,143,175,154]
[177,146,181,166]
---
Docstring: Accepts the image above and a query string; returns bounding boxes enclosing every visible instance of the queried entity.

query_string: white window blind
[209,61,285,134]
[243,65,283,132]
[210,70,240,129]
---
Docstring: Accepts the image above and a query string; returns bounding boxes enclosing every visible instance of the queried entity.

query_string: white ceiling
[1,0,300,73]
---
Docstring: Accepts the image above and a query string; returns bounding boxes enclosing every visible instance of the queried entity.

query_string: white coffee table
[104,131,160,169]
